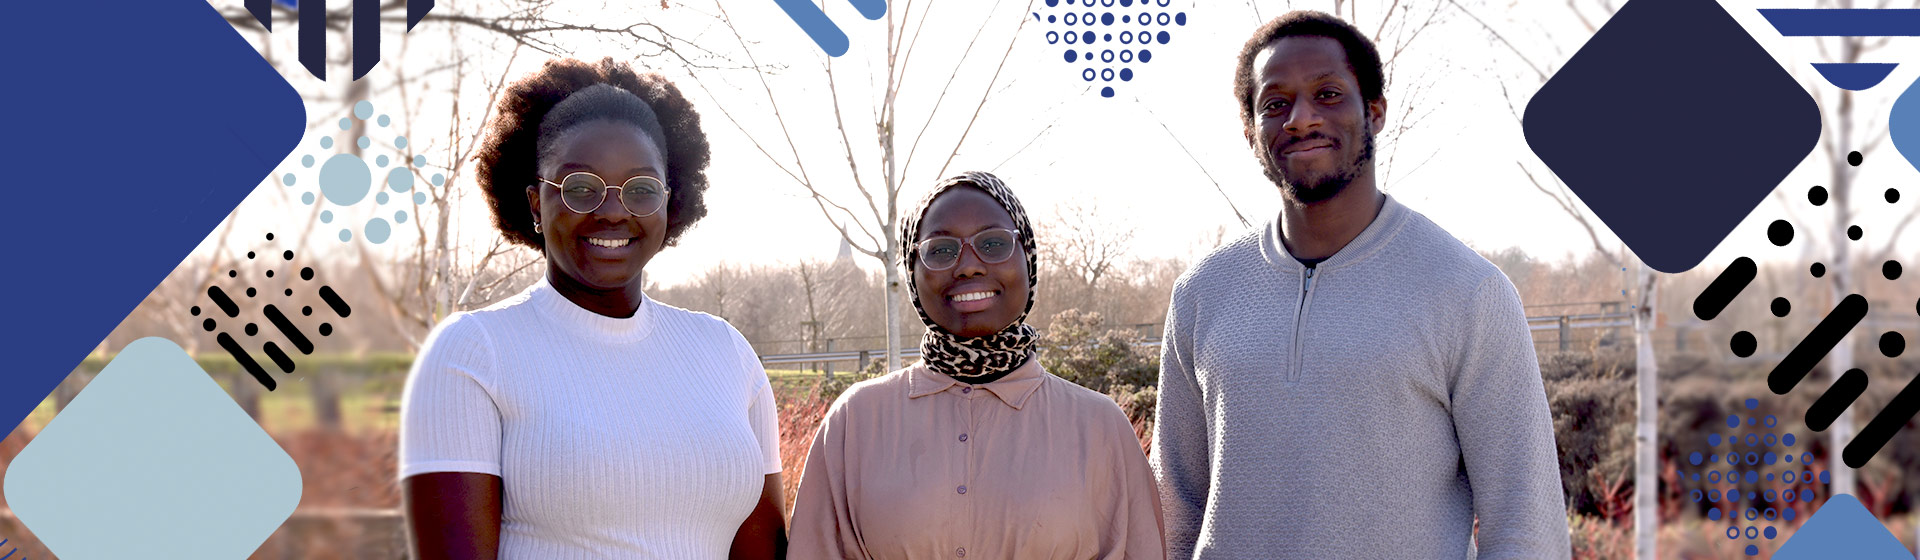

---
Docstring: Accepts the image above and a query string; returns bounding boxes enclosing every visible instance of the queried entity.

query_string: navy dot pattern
[1684,397,1827,557]
[1039,0,1183,98]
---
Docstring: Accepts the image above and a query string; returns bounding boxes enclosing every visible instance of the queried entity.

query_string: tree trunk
[232,371,263,422]
[313,372,344,432]
[1633,264,1660,560]
[884,249,904,372]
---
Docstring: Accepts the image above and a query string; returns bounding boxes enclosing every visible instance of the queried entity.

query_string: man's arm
[1152,286,1209,560]
[1449,274,1572,559]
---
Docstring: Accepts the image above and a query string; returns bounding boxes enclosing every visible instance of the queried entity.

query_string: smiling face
[913,187,1030,338]
[1248,35,1386,205]
[526,119,669,292]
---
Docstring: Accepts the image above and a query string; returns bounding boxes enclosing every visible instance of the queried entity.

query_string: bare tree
[686,0,1038,371]
[1047,200,1138,292]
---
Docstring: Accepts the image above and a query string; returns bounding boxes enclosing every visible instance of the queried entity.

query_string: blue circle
[1801,452,1813,464]
[302,155,315,168]
[1750,491,1759,501]
[357,136,371,150]
[1746,434,1759,446]
[1747,470,1760,483]
[1120,0,1130,7]
[339,228,352,242]
[1745,398,1759,410]
[1120,68,1134,81]
[1709,433,1722,446]
[365,218,392,244]
[302,192,315,205]
[1803,469,1813,482]
[1800,489,1814,502]
[395,210,408,224]
[1064,49,1077,62]
[338,118,352,131]
[1710,453,1719,463]
[1691,489,1703,503]
[1765,434,1777,446]
[1120,31,1133,43]
[1726,452,1738,465]
[1745,525,1758,538]
[1745,452,1759,465]
[1692,473,1700,482]
[1763,415,1777,427]
[1102,49,1115,62]
[1765,526,1777,539]
[1690,452,1703,465]
[282,173,296,187]
[1065,31,1078,44]
[1784,508,1797,521]
[1100,86,1115,97]
[1786,453,1795,463]
[376,155,390,167]
[1046,0,1057,5]
[321,137,335,149]
[1102,12,1114,25]
[377,192,390,205]
[1176,12,1186,25]
[1784,487,1798,501]
[1139,49,1152,62]
[1727,469,1739,481]
[414,192,428,205]
[377,114,391,127]
[1765,490,1778,503]
[1785,471,1797,483]
[1765,507,1777,520]
[1122,14,1129,22]
[1708,471,1722,483]
[1746,508,1760,521]
[1709,507,1723,520]
[1083,12,1093,25]
[431,173,445,186]
[1784,433,1796,446]
[1082,68,1096,81]
[1154,12,1167,25]
[353,100,374,120]
[1083,31,1095,43]
[320,210,333,224]
[414,155,427,167]
[1140,12,1149,25]
[1101,68,1114,81]
[1104,33,1112,41]
[1066,12,1078,24]
[1746,545,1758,556]
[1048,15,1056,23]
[1820,471,1830,484]
[1157,30,1171,44]
[1728,415,1741,428]
[1749,416,1757,426]
[396,136,408,149]
[1709,489,1723,502]
[1764,452,1777,465]
[1768,473,1775,481]
[1121,50,1134,62]
[1727,527,1741,540]
[319,153,373,205]
[1085,51,1092,59]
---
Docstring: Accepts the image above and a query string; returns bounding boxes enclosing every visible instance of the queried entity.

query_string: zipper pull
[1303,267,1315,292]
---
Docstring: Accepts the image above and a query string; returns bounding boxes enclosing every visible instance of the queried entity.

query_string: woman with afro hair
[398,57,787,559]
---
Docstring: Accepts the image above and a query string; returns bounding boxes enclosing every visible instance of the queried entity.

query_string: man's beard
[1260,126,1376,205]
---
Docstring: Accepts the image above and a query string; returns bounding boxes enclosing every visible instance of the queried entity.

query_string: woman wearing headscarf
[788,171,1165,559]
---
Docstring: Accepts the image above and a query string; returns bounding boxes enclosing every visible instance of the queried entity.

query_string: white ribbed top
[399,278,781,559]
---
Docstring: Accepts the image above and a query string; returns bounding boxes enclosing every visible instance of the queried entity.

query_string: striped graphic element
[771,0,888,57]
[239,0,436,80]
[1756,9,1920,90]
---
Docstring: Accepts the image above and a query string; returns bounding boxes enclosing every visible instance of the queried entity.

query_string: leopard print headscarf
[900,171,1039,380]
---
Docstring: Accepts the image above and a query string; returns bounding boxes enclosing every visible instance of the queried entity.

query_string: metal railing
[760,312,1640,366]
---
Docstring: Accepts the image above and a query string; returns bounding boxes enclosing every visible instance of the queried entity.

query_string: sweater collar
[1260,193,1409,275]
[526,276,657,342]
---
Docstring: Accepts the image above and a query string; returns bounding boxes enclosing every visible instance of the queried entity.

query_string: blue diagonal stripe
[1759,9,1920,36]
[1812,63,1899,91]
[847,0,886,20]
[772,0,851,56]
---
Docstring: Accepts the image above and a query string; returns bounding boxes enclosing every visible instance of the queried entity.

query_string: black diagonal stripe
[245,0,272,29]
[207,286,241,318]
[408,0,435,30]
[1768,294,1867,395]
[1692,257,1755,320]
[218,332,277,391]
[319,285,352,317]
[1806,368,1867,431]
[263,341,297,374]
[352,0,380,80]
[264,305,315,355]
[299,0,325,80]
[1844,372,1920,468]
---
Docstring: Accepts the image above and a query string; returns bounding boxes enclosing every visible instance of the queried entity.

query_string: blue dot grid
[1039,0,1184,98]
[1682,397,1828,557]
[282,100,426,245]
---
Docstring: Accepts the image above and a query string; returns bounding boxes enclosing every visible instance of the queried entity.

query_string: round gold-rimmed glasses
[538,171,671,217]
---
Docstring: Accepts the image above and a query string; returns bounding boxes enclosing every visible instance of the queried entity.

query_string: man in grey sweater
[1150,11,1571,559]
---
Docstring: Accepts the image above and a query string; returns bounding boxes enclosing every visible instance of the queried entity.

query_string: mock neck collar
[526,276,656,342]
[1261,193,1409,275]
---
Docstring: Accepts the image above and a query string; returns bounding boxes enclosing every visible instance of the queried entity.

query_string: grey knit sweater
[1151,195,1570,559]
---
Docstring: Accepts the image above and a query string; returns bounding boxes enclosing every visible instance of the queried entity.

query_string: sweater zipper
[1290,266,1316,382]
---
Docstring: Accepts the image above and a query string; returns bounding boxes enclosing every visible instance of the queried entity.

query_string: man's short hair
[1232,11,1385,133]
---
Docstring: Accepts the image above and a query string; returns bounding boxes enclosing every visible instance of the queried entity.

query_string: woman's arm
[730,473,788,559]
[403,472,504,560]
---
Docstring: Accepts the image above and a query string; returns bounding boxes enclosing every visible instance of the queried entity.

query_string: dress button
[958,433,968,442]
[957,485,967,494]
[961,387,972,394]
[957,547,967,558]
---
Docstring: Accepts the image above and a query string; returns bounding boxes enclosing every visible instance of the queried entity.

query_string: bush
[1038,309,1161,441]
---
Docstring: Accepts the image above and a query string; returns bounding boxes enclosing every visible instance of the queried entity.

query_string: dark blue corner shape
[0,1,304,430]
[1524,0,1821,273]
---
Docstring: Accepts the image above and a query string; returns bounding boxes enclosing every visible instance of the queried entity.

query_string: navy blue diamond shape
[1524,0,1821,273]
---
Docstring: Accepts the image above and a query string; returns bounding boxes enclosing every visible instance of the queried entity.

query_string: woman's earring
[533,220,542,234]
